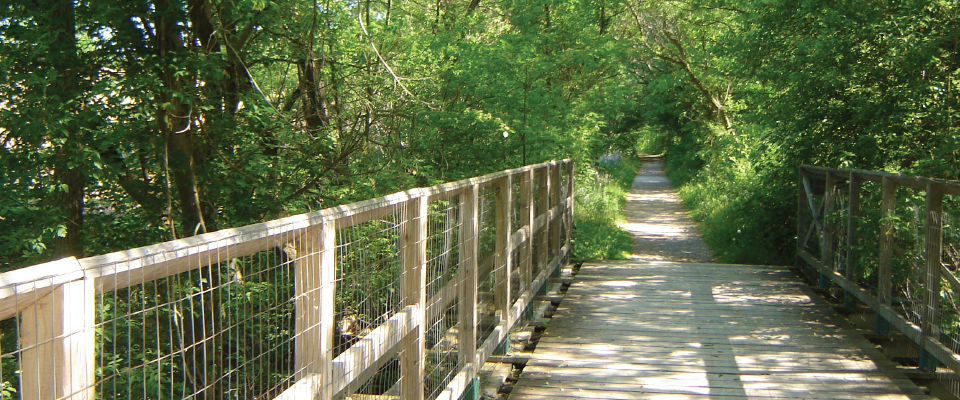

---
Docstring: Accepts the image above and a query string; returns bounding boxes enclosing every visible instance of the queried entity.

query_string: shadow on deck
[510,260,929,399]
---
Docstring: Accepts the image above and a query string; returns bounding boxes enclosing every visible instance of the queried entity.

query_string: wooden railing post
[294,227,322,382]
[458,185,480,369]
[876,177,896,334]
[401,194,428,400]
[820,173,837,290]
[320,223,337,399]
[495,177,513,325]
[844,173,861,307]
[565,161,575,258]
[295,223,336,391]
[19,257,95,400]
[797,168,807,273]
[919,183,944,372]
[549,164,562,270]
[537,167,550,276]
[519,170,534,296]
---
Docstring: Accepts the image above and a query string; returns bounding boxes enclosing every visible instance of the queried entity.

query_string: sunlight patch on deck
[511,261,929,400]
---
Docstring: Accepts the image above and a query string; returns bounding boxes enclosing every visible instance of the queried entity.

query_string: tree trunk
[298,56,330,130]
[156,0,209,236]
[39,0,85,259]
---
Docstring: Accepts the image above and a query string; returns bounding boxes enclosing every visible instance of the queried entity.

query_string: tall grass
[571,154,639,261]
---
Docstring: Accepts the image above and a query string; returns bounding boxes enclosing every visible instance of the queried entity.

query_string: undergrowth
[571,154,639,261]
[655,124,795,265]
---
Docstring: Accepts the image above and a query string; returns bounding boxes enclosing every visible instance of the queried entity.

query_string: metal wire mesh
[334,208,403,358]
[509,177,525,302]
[891,187,927,329]
[846,179,882,290]
[0,160,574,400]
[330,203,407,400]
[476,184,499,348]
[531,170,545,279]
[423,195,462,400]
[91,226,306,400]
[0,317,15,398]
[510,247,522,305]
[2,262,101,400]
[935,196,960,394]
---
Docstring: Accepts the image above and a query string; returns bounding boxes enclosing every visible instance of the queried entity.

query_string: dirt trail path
[623,156,714,262]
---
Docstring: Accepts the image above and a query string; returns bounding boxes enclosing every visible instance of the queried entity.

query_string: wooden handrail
[797,165,959,374]
[4,159,575,400]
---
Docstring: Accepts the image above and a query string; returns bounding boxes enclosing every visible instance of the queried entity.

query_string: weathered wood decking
[511,260,928,399]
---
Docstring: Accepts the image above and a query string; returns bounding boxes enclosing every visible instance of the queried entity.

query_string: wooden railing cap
[801,164,960,195]
[0,159,573,308]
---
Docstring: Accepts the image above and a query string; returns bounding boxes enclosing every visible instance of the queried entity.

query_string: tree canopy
[3,0,958,267]
[0,0,633,270]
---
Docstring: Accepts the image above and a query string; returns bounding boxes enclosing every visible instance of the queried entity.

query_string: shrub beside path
[624,155,713,262]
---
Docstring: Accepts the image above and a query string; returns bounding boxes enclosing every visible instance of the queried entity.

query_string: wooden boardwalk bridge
[3,160,960,400]
[511,261,926,399]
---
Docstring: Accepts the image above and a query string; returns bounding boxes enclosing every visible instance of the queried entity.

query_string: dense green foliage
[0,0,635,269]
[571,155,639,261]
[0,1,638,397]
[623,0,960,264]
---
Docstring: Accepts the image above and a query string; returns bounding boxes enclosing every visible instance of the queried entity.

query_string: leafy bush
[571,156,639,261]
[659,124,796,265]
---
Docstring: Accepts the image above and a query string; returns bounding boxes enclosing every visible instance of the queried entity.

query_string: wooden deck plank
[510,385,929,400]
[508,261,929,400]
[514,376,927,395]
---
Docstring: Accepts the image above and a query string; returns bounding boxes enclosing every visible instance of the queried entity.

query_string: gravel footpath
[622,156,714,262]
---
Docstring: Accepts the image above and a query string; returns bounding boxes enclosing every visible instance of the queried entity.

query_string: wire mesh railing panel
[475,183,499,349]
[423,300,460,400]
[889,186,927,328]
[475,273,497,349]
[2,259,100,400]
[531,234,542,280]
[426,196,461,300]
[92,226,306,400]
[797,174,823,261]
[941,198,960,338]
[0,317,15,399]
[510,247,522,304]
[1,159,575,400]
[423,194,463,400]
[825,182,850,299]
[512,176,522,237]
[533,169,544,218]
[477,184,498,265]
[846,179,882,291]
[334,206,404,357]
[936,196,960,394]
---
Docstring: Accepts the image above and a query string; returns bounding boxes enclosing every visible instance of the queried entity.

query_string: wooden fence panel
[2,160,574,400]
[797,165,960,378]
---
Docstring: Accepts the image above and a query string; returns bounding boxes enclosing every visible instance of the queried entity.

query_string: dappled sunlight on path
[509,156,927,399]
[511,261,928,399]
[623,156,713,262]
